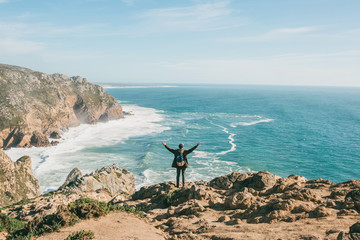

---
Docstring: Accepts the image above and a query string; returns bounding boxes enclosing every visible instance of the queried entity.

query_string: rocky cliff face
[0,150,41,207]
[0,64,123,149]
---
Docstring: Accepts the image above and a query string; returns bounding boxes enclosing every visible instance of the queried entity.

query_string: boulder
[60,168,82,189]
[66,164,135,196]
[210,172,248,190]
[243,171,279,190]
[345,190,360,211]
[224,192,255,210]
[310,206,332,218]
[30,131,50,147]
[49,131,61,139]
[350,222,360,233]
[173,200,205,217]
[0,151,41,207]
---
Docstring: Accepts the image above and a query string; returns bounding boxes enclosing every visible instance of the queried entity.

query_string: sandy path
[36,211,167,240]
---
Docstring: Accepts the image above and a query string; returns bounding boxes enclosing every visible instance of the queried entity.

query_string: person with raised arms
[162,141,200,188]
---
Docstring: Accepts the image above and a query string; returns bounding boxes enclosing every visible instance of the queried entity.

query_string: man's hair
[179,143,184,149]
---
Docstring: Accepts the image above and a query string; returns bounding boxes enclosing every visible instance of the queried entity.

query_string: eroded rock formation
[0,64,123,149]
[0,150,41,207]
[62,164,136,196]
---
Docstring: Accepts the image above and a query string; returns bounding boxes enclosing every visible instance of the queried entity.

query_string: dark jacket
[164,144,199,168]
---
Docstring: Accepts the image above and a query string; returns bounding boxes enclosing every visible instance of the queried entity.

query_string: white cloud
[149,51,360,86]
[0,39,44,54]
[141,1,231,19]
[0,0,8,3]
[134,0,242,33]
[220,26,318,42]
[270,27,317,34]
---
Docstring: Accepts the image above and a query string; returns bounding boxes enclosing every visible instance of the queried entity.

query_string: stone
[0,151,41,207]
[60,168,82,189]
[49,131,61,139]
[218,215,230,222]
[67,164,135,196]
[345,190,360,211]
[30,131,50,147]
[310,206,332,218]
[224,192,255,210]
[350,222,360,233]
[243,171,279,190]
[210,175,233,190]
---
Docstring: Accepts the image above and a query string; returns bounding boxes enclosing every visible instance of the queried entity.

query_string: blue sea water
[6,85,360,192]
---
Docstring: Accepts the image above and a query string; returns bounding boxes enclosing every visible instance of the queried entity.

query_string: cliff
[0,64,123,149]
[0,150,41,207]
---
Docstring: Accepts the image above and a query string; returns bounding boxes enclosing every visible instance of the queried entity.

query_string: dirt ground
[1,212,358,240]
[35,211,167,240]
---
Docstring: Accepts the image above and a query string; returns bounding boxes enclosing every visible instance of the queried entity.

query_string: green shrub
[6,197,144,239]
[0,213,26,235]
[66,230,95,240]
[163,190,180,207]
[68,198,109,219]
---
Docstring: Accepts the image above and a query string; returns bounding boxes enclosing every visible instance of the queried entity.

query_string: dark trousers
[176,167,186,187]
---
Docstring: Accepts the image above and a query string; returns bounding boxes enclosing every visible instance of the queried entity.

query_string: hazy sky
[0,0,359,86]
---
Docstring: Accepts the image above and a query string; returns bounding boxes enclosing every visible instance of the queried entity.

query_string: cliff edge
[0,64,123,149]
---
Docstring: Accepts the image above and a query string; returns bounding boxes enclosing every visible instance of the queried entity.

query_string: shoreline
[4,104,169,193]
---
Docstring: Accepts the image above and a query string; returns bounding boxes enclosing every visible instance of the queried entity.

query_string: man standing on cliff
[162,142,200,188]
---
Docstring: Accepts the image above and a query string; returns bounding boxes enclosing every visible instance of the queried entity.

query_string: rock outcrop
[62,164,136,196]
[123,171,360,239]
[0,150,41,207]
[2,169,360,239]
[0,64,123,149]
[3,163,135,222]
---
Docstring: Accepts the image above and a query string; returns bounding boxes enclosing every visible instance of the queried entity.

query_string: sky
[0,0,360,86]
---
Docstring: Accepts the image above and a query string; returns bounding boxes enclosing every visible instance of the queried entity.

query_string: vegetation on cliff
[0,64,123,149]
[0,151,41,208]
[3,198,141,240]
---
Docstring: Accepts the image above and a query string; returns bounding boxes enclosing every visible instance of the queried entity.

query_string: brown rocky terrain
[0,64,123,149]
[1,163,135,222]
[0,150,41,207]
[1,159,359,239]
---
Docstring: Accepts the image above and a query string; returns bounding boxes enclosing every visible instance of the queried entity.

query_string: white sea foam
[230,118,274,127]
[208,121,237,155]
[5,104,169,192]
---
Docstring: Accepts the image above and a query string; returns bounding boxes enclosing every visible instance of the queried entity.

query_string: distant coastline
[100,83,177,89]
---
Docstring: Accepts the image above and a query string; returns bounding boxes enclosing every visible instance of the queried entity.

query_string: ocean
[6,85,360,193]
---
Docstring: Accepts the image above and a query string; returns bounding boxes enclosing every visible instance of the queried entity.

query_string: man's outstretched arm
[186,142,200,154]
[162,142,176,154]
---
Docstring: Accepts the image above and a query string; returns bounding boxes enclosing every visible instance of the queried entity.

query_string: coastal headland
[0,64,123,149]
